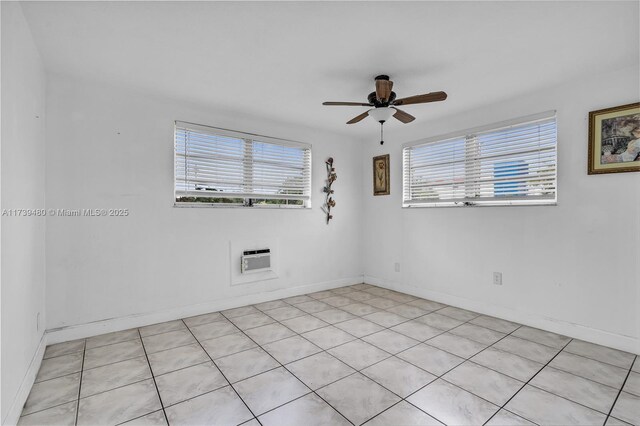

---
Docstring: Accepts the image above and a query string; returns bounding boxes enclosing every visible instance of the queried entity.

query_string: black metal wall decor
[323,157,337,223]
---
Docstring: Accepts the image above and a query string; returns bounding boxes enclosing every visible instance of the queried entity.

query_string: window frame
[173,121,312,209]
[402,111,558,208]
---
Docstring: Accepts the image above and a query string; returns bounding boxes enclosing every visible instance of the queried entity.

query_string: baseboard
[365,275,640,355]
[46,276,364,345]
[2,333,47,426]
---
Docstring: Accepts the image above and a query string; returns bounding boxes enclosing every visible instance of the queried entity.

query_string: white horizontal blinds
[473,117,557,202]
[404,136,467,203]
[251,140,311,199]
[175,126,246,197]
[175,122,311,202]
[403,114,557,206]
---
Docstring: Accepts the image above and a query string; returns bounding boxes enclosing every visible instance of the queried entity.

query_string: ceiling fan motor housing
[368,91,396,107]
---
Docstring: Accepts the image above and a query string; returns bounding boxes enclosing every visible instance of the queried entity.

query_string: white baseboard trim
[2,333,47,426]
[46,276,364,345]
[365,275,639,355]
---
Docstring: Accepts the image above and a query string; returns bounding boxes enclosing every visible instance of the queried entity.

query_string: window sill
[173,202,311,209]
[402,201,557,208]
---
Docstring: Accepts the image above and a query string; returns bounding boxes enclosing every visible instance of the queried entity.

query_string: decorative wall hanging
[588,102,640,174]
[373,154,390,196]
[323,157,337,223]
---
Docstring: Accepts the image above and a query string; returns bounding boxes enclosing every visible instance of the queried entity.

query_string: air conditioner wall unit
[241,249,271,274]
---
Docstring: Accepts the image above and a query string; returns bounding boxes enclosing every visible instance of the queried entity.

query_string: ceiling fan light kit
[368,107,394,123]
[323,74,447,145]
[367,107,393,145]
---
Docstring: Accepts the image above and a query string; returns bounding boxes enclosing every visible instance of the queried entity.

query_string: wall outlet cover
[493,272,503,285]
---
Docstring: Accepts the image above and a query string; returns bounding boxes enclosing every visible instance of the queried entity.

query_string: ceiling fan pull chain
[380,122,384,145]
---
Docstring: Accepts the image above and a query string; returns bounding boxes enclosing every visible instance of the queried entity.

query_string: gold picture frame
[373,154,390,196]
[588,102,640,174]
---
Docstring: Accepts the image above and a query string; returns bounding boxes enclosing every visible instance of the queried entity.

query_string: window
[175,121,311,207]
[403,112,557,207]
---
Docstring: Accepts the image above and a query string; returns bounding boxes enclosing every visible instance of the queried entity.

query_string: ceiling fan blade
[393,91,447,106]
[323,101,372,106]
[346,111,370,124]
[375,80,393,102]
[392,108,415,124]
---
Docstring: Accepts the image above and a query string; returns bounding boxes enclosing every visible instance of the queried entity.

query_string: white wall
[361,65,640,353]
[3,8,638,404]
[40,66,640,355]
[44,75,363,331]
[1,2,47,423]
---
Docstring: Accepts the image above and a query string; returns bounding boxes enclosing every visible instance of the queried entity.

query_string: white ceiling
[21,1,639,137]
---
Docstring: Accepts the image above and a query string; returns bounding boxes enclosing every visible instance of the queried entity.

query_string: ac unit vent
[241,249,271,274]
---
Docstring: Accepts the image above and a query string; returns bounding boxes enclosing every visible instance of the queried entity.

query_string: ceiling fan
[323,75,447,144]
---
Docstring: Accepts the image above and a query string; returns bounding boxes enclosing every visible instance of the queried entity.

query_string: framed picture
[373,154,390,195]
[588,102,640,174]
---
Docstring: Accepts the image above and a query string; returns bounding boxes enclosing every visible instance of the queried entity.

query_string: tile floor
[19,284,639,426]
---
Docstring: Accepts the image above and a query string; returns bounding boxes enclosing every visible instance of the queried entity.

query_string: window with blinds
[403,112,557,207]
[175,121,312,207]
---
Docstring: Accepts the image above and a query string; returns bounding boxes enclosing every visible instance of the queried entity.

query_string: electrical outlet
[394,262,400,272]
[493,272,502,285]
